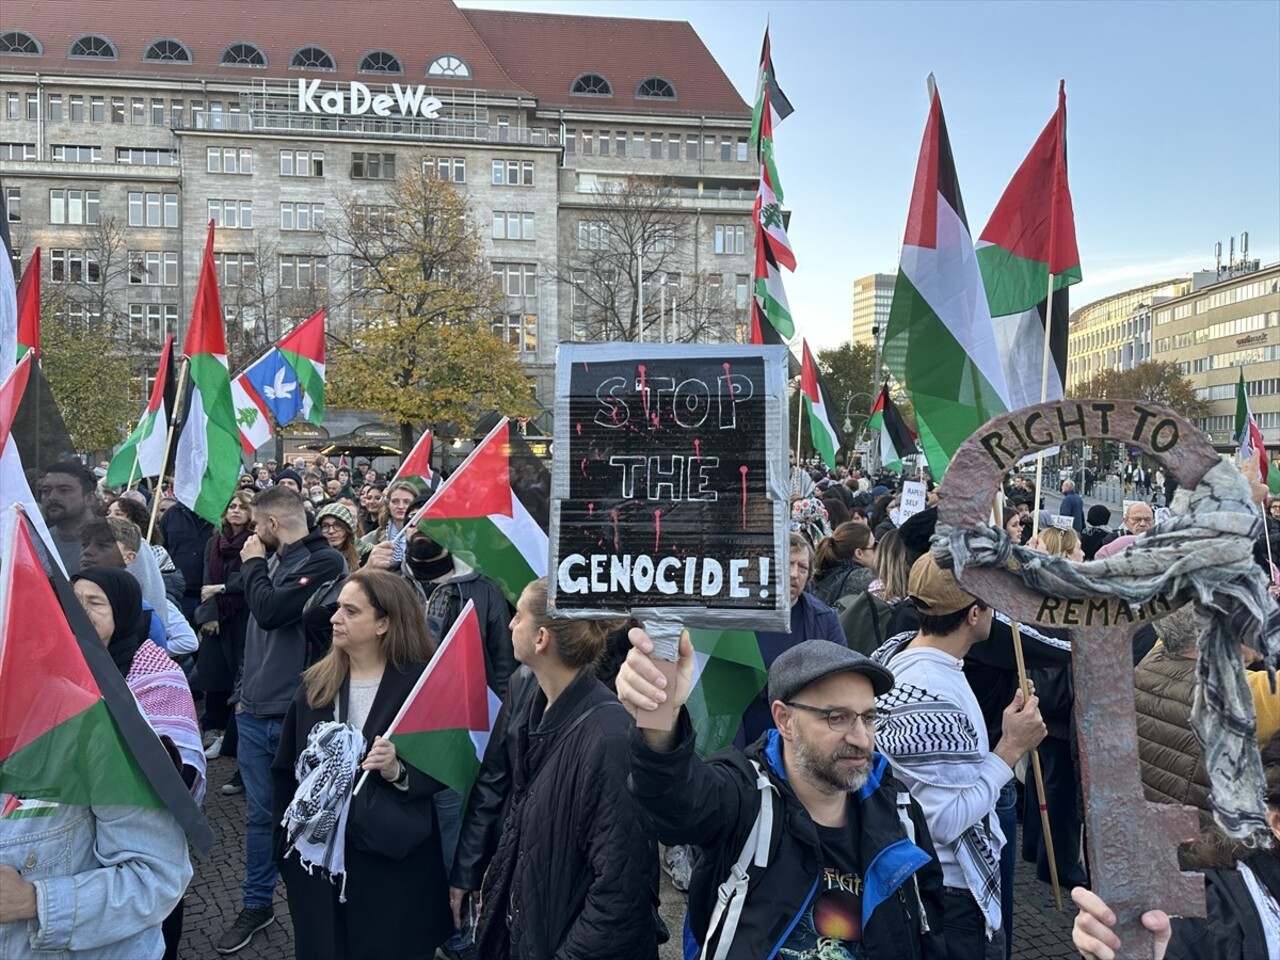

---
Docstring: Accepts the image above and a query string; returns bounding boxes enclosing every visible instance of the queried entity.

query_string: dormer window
[636,77,676,100]
[221,42,266,67]
[144,39,192,63]
[0,31,41,56]
[69,34,117,59]
[427,55,469,78]
[571,73,612,97]
[291,46,336,71]
[359,50,403,74]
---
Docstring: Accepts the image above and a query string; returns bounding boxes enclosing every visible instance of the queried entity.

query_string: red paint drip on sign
[654,508,662,552]
[740,465,749,528]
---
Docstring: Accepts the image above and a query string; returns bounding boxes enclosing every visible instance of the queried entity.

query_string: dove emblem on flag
[263,367,297,401]
[242,348,306,427]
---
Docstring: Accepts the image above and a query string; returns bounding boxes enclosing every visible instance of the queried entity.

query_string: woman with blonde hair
[869,528,912,602]
[272,569,451,959]
[359,479,418,549]
[450,578,660,960]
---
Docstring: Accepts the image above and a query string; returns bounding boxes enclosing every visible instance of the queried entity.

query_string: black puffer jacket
[452,667,659,960]
[1166,853,1280,960]
[629,714,947,960]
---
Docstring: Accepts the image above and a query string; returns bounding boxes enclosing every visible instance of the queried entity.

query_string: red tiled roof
[0,1,751,119]
[0,0,527,93]
[460,7,750,119]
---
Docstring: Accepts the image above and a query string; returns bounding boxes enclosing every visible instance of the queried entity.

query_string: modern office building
[0,0,758,436]
[1151,260,1279,448]
[1065,277,1191,388]
[851,271,895,350]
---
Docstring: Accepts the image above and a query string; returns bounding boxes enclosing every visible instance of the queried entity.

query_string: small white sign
[1050,514,1074,531]
[900,480,927,520]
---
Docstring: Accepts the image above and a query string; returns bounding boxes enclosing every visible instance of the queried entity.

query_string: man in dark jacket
[1059,479,1085,533]
[159,500,213,623]
[620,634,947,960]
[216,487,345,956]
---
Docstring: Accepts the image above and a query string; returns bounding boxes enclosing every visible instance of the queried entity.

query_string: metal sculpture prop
[938,398,1215,955]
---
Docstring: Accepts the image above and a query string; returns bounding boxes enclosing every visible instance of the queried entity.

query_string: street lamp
[843,392,873,468]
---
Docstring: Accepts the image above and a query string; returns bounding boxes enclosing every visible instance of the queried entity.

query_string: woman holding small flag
[271,569,452,959]
[450,577,661,960]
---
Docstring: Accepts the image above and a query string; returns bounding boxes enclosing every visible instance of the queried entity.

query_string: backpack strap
[896,791,931,936]
[701,761,775,960]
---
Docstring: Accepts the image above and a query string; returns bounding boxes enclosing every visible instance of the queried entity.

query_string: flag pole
[124,446,141,492]
[145,357,190,542]
[1029,271,1058,541]
[795,377,805,468]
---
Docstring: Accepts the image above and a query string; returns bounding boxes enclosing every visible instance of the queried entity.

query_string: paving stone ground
[185,756,1076,959]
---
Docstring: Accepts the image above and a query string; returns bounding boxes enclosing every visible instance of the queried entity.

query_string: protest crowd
[0,437,1276,960]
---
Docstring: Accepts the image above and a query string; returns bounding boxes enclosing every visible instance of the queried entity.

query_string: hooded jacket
[629,713,947,960]
[237,528,346,717]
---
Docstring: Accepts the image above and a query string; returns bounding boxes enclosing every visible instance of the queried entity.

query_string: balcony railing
[171,112,562,147]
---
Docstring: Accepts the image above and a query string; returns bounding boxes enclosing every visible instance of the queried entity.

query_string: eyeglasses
[785,702,884,734]
[318,521,346,532]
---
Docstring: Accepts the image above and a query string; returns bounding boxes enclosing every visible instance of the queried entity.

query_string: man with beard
[870,555,1047,960]
[39,459,101,574]
[215,487,345,955]
[620,635,946,960]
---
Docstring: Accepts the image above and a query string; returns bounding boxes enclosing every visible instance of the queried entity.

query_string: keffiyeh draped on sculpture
[281,720,366,900]
[934,459,1280,842]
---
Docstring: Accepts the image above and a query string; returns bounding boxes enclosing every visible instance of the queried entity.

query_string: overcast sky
[462,0,1280,351]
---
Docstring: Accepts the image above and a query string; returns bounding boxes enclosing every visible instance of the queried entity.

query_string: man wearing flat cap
[870,554,1046,960]
[619,630,946,959]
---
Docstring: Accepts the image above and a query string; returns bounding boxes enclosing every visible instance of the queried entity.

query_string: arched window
[359,50,403,74]
[290,46,336,71]
[427,55,470,78]
[144,39,192,63]
[0,31,41,56]
[636,76,676,100]
[221,42,266,67]
[68,34,117,59]
[571,73,612,97]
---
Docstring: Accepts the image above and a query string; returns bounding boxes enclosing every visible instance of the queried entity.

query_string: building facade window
[47,94,63,121]
[51,144,102,163]
[281,202,324,231]
[736,274,750,309]
[129,303,178,341]
[0,143,36,161]
[208,147,253,174]
[280,149,324,177]
[131,98,145,124]
[290,46,336,70]
[221,42,266,67]
[49,248,101,283]
[358,50,403,74]
[126,192,178,228]
[208,199,253,229]
[111,97,124,123]
[636,77,676,99]
[214,252,257,287]
[50,189,100,225]
[69,35,117,59]
[577,220,610,250]
[491,313,538,353]
[490,159,534,186]
[351,152,395,180]
[6,93,19,121]
[129,250,179,286]
[714,224,746,255]
[279,255,328,288]
[425,156,465,182]
[427,55,470,78]
[493,211,535,241]
[571,73,612,96]
[4,187,19,222]
[0,31,41,55]
[90,96,105,122]
[492,262,537,298]
[151,98,165,124]
[116,147,178,165]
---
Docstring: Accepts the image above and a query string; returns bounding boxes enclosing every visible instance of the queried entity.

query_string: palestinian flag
[685,628,767,759]
[0,354,30,454]
[978,81,1080,410]
[755,164,795,272]
[11,354,75,469]
[278,309,326,425]
[883,78,1009,476]
[800,340,843,470]
[15,248,39,362]
[869,384,917,472]
[106,335,176,487]
[174,222,242,525]
[0,188,14,365]
[0,514,213,852]
[413,418,549,606]
[386,601,501,803]
[1236,369,1273,492]
[393,428,435,489]
[754,232,794,339]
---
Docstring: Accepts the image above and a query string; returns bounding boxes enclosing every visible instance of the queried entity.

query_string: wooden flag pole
[1029,271,1059,542]
[124,447,142,492]
[993,492,1063,910]
[795,379,805,469]
[145,357,190,542]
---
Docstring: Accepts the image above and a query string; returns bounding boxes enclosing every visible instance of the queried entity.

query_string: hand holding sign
[617,625,695,744]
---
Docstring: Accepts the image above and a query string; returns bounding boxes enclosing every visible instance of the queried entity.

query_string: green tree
[1074,361,1209,422]
[326,157,533,447]
[41,318,135,455]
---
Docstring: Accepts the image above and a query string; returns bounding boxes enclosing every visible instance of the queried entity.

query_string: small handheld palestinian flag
[869,384,917,473]
[393,428,435,490]
[800,340,843,470]
[354,601,500,802]
[0,510,212,852]
[107,335,176,488]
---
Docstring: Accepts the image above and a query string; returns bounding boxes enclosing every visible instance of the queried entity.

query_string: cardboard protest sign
[1050,514,1074,531]
[549,343,790,635]
[899,480,927,520]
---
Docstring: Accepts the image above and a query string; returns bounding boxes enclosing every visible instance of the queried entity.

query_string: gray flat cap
[768,639,895,703]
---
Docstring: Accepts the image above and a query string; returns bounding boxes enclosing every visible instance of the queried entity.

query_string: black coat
[272,661,452,960]
[1167,857,1278,960]
[629,715,947,960]
[452,667,659,960]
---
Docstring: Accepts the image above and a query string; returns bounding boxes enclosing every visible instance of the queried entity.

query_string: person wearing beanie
[314,502,364,571]
[1081,505,1116,561]
[273,468,303,494]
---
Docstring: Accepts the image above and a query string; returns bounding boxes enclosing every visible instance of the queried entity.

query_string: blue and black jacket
[629,713,948,960]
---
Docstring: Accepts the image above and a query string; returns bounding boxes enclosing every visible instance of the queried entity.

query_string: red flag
[183,221,226,359]
[16,248,40,360]
[0,354,32,452]
[394,429,435,487]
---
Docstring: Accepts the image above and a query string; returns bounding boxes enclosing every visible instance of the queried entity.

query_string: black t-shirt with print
[778,809,867,960]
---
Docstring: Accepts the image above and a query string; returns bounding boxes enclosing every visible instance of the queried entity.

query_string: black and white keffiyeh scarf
[871,632,1004,938]
[281,720,366,901]
[935,458,1280,843]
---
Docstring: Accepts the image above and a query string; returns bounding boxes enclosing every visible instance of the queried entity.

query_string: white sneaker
[204,735,223,760]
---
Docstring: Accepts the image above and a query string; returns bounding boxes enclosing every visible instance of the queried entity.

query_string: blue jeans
[995,780,1017,960]
[237,711,283,910]
[434,789,470,948]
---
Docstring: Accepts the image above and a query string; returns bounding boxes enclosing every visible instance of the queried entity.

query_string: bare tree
[556,176,741,343]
